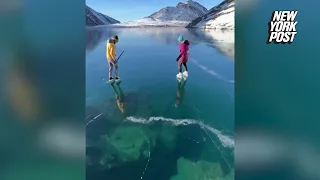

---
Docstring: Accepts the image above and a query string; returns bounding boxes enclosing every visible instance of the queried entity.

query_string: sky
[86,0,223,22]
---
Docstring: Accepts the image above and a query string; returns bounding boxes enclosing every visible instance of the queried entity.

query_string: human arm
[107,42,116,61]
[176,45,184,61]
[110,43,116,60]
[176,54,182,61]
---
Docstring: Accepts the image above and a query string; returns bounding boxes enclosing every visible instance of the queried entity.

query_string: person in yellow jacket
[106,35,119,81]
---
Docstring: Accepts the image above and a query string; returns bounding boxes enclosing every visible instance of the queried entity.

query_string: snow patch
[197,5,234,30]
[111,18,190,27]
[187,0,235,30]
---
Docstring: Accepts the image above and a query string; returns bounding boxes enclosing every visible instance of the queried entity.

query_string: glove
[110,59,117,64]
[176,54,182,61]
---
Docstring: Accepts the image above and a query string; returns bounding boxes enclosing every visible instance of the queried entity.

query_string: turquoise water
[86,27,234,180]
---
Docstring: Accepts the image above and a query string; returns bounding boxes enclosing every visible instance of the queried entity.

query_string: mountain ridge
[186,0,234,29]
[147,0,208,22]
[86,5,120,27]
[115,0,208,27]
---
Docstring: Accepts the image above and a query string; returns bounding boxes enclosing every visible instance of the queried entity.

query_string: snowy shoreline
[86,24,234,31]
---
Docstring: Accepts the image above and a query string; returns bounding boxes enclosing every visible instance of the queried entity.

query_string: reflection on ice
[188,28,234,60]
[86,27,234,59]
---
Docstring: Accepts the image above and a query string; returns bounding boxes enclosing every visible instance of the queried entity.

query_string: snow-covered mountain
[186,0,234,30]
[148,0,208,21]
[116,0,208,27]
[86,5,120,27]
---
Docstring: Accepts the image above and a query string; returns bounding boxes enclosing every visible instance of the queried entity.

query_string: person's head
[178,35,184,43]
[112,35,119,44]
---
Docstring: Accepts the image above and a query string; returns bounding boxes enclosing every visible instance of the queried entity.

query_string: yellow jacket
[106,39,116,60]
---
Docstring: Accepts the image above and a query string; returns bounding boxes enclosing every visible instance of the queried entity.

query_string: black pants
[178,62,188,73]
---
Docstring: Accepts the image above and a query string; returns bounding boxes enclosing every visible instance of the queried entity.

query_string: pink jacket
[179,40,190,63]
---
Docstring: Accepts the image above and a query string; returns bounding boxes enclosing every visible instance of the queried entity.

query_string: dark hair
[113,35,118,40]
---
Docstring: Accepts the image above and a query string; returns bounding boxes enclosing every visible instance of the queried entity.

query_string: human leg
[108,60,114,79]
[178,61,183,73]
[177,61,183,79]
[182,62,188,77]
[183,62,188,71]
[114,63,119,79]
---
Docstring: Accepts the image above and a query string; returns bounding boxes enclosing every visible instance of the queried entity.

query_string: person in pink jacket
[176,35,190,79]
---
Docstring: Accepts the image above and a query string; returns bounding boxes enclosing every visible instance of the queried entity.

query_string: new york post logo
[267,11,298,44]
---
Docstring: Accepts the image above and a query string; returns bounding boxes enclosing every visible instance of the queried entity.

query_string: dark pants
[178,62,188,73]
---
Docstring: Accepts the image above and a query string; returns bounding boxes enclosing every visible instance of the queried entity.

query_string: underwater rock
[170,157,225,180]
[87,122,180,171]
[86,99,183,171]
[224,168,234,180]
[157,125,177,151]
[86,146,102,166]
[99,125,156,168]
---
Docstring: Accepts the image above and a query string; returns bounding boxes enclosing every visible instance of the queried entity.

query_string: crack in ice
[179,132,200,144]
[140,129,151,180]
[86,113,103,126]
[202,126,232,170]
[125,116,234,148]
